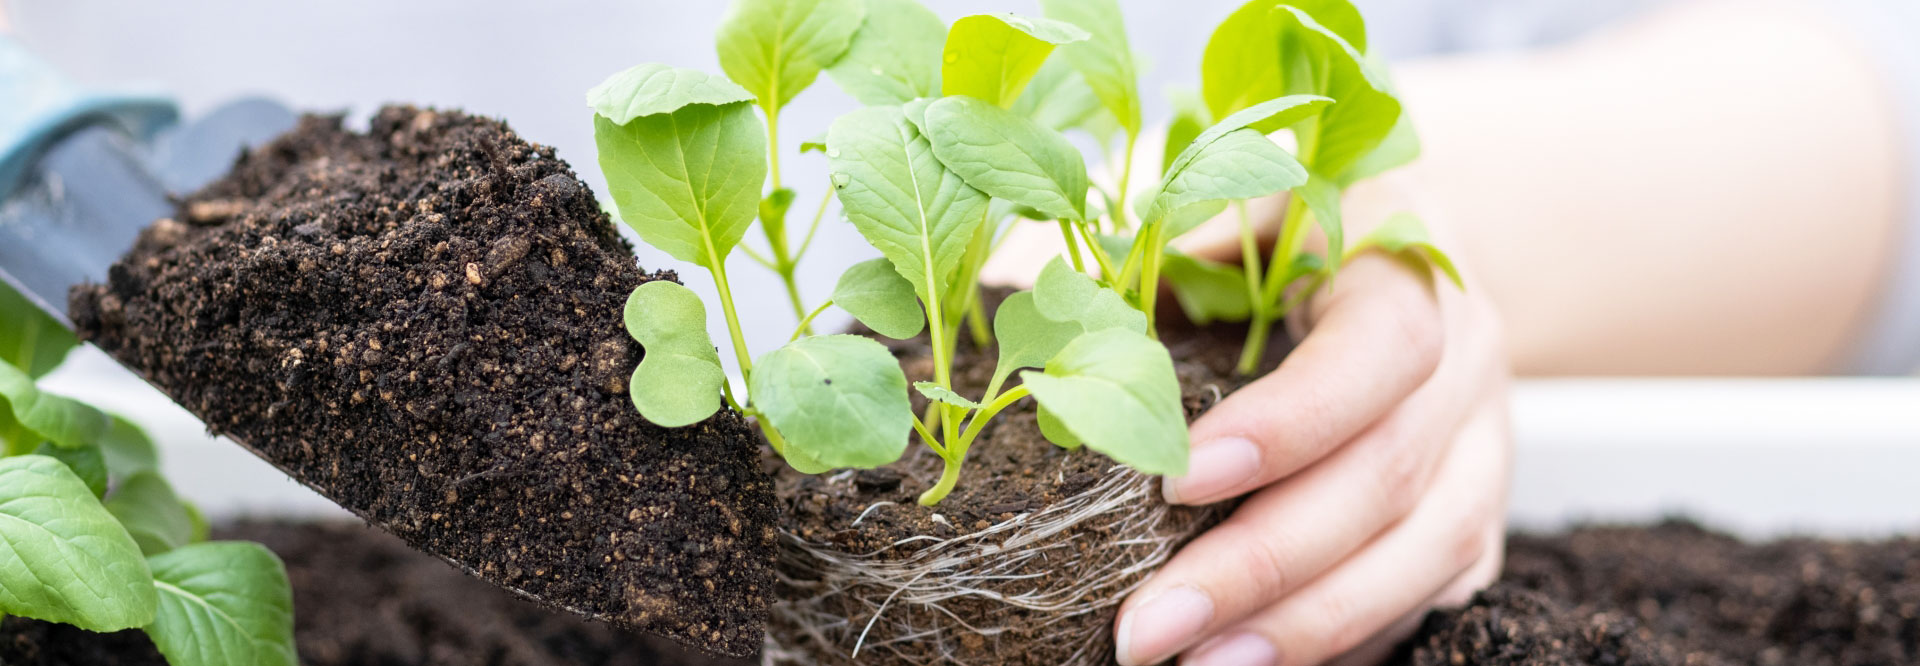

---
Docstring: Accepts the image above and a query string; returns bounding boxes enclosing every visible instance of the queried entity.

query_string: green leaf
[622,281,726,428]
[0,282,77,378]
[800,138,828,154]
[99,415,161,483]
[759,187,797,243]
[1200,0,1366,129]
[913,382,981,409]
[923,96,1090,221]
[1277,7,1400,179]
[717,0,865,115]
[594,101,766,270]
[1010,57,1103,133]
[1338,103,1420,186]
[989,259,1145,390]
[587,64,755,124]
[1021,329,1188,475]
[105,472,195,557]
[1035,405,1081,449]
[0,359,108,450]
[1162,251,1252,325]
[0,455,156,631]
[941,13,1089,107]
[1161,88,1211,176]
[1163,94,1329,181]
[1038,0,1141,135]
[183,501,210,544]
[143,541,296,666]
[33,441,107,499]
[1350,213,1464,289]
[826,105,989,300]
[751,335,912,469]
[1294,173,1344,273]
[1132,195,1229,241]
[833,258,925,339]
[826,0,945,105]
[1149,129,1307,229]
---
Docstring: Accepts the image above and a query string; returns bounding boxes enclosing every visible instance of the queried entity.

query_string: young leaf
[623,281,726,428]
[587,64,755,124]
[1349,213,1464,289]
[760,188,797,241]
[1163,94,1329,181]
[1161,88,1212,176]
[750,335,912,469]
[1035,405,1082,449]
[0,455,156,632]
[99,414,161,483]
[1031,256,1148,334]
[0,358,109,449]
[33,441,107,499]
[1010,57,1103,132]
[1200,0,1365,129]
[826,0,945,105]
[833,257,925,339]
[1037,0,1141,135]
[1021,329,1188,475]
[0,282,77,378]
[923,96,1090,221]
[1162,251,1253,325]
[1338,104,1420,186]
[826,105,990,300]
[1293,174,1344,272]
[1149,129,1307,230]
[913,382,981,409]
[941,13,1090,107]
[144,542,296,666]
[105,471,196,557]
[716,0,865,115]
[594,101,766,270]
[989,259,1146,390]
[1276,7,1400,179]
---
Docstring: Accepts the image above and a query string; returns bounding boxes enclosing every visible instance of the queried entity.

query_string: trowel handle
[0,34,178,200]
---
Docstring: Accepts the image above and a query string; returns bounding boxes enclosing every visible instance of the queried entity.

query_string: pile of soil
[66,107,774,655]
[767,313,1287,665]
[0,522,742,666]
[1396,521,1920,666]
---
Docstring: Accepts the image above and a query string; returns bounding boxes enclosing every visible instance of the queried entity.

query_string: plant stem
[1235,201,1269,375]
[957,385,1030,450]
[780,269,811,336]
[1058,219,1086,273]
[920,458,963,506]
[965,285,992,347]
[791,299,834,342]
[794,188,833,259]
[1112,131,1138,232]
[705,259,754,381]
[1076,219,1119,284]
[758,105,813,334]
[1263,195,1312,306]
[1138,220,1167,338]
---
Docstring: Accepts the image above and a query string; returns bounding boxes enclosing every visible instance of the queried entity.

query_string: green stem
[920,458,963,506]
[911,414,943,456]
[1113,131,1138,232]
[1076,219,1119,284]
[1263,195,1312,306]
[1058,219,1086,273]
[791,299,833,342]
[965,285,993,347]
[794,188,833,259]
[1139,220,1167,338]
[781,269,812,336]
[1238,314,1273,376]
[706,259,754,380]
[1235,201,1269,376]
[956,385,1030,450]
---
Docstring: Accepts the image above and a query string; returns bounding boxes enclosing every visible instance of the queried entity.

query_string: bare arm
[1398,0,1903,376]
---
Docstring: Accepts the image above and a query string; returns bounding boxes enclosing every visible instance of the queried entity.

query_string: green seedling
[0,283,296,666]
[593,0,1456,506]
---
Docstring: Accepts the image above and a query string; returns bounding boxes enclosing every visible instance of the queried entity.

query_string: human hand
[1112,177,1514,666]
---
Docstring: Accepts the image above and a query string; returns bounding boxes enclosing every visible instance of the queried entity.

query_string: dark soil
[768,307,1287,665]
[67,107,774,656]
[1,521,746,666]
[1394,520,1920,666]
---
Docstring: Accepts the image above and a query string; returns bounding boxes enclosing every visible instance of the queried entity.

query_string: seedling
[592,0,1457,506]
[0,284,297,666]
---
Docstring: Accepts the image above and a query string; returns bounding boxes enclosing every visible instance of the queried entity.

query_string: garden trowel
[0,36,746,654]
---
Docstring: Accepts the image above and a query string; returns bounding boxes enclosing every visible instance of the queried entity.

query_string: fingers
[1114,294,1498,665]
[1178,397,1512,666]
[1167,254,1445,505]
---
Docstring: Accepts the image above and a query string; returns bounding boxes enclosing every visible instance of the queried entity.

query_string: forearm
[1396,0,1903,375]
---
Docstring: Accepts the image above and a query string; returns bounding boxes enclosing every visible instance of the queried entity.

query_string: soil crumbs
[66,107,774,656]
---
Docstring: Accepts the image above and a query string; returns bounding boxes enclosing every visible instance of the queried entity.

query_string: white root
[765,465,1229,666]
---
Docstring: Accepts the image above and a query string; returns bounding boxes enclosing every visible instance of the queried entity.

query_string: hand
[1113,176,1514,666]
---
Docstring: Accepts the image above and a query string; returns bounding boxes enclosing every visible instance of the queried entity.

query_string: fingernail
[1114,586,1214,666]
[1186,632,1279,666]
[1163,437,1261,504]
